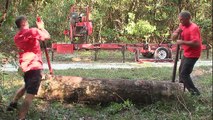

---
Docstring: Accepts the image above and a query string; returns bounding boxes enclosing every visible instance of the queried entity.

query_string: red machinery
[51,5,207,63]
[66,5,93,43]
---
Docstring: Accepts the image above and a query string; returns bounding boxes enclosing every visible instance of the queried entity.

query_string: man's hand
[36,20,44,30]
[176,40,184,45]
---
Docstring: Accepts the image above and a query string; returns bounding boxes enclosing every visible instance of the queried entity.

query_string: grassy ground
[0,66,212,120]
[46,48,212,63]
[0,49,212,119]
[48,50,136,63]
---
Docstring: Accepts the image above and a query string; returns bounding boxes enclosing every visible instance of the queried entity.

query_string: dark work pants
[179,56,198,91]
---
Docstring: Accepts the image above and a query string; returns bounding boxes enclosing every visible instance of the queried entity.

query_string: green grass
[53,67,172,81]
[47,49,212,63]
[47,50,138,63]
[0,66,212,120]
[200,49,213,60]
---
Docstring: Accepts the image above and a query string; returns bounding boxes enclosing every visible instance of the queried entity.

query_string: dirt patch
[193,69,205,76]
[191,67,212,80]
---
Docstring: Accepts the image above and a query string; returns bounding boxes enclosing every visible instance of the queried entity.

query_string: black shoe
[190,88,201,96]
[6,102,18,111]
[179,78,184,83]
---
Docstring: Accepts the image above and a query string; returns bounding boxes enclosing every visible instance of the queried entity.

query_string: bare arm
[171,33,179,40]
[36,20,51,40]
[176,40,200,47]
[176,26,201,48]
[171,27,182,40]
[38,28,51,40]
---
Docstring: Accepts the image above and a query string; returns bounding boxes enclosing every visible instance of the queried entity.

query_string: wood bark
[37,75,183,105]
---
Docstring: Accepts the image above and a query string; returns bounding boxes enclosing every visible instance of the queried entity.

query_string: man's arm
[37,28,51,40]
[36,20,51,40]
[171,27,182,40]
[177,26,201,47]
[176,40,200,47]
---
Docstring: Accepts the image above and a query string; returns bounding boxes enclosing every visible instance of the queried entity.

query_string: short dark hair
[15,15,27,28]
[179,11,191,19]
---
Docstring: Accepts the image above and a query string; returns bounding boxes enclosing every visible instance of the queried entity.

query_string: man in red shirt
[7,15,50,120]
[172,11,202,95]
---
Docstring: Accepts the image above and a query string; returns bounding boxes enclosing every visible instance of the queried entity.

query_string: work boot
[6,102,18,111]
[179,78,184,83]
[189,88,201,96]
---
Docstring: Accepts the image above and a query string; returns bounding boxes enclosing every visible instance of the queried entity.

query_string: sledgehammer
[172,32,182,82]
[37,16,53,75]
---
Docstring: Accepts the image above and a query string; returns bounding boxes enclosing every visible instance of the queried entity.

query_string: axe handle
[172,33,181,82]
[42,41,53,75]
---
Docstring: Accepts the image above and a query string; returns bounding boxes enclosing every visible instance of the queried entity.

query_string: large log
[37,75,183,104]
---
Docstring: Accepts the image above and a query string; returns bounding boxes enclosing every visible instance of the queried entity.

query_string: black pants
[179,56,198,91]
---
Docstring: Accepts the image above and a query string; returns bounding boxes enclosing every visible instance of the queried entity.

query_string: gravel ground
[1,60,212,71]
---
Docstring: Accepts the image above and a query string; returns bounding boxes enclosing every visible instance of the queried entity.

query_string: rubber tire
[154,47,169,59]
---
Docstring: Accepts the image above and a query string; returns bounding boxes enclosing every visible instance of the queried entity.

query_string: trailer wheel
[154,47,169,59]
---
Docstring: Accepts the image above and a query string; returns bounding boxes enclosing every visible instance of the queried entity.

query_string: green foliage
[118,36,130,43]
[101,28,119,42]
[196,18,212,44]
[105,100,134,115]
[38,0,75,43]
[0,0,212,57]
[125,13,156,38]
[0,66,2,102]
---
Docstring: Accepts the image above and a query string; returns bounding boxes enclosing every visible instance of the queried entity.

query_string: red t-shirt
[179,23,202,58]
[14,28,45,72]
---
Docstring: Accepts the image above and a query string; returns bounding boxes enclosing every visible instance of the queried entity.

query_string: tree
[0,0,211,57]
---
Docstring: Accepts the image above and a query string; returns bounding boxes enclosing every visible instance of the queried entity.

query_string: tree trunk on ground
[37,75,183,105]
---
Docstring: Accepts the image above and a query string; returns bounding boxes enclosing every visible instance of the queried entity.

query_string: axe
[37,16,53,75]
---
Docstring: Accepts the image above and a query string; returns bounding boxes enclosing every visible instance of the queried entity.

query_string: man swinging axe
[6,15,51,120]
[171,11,202,96]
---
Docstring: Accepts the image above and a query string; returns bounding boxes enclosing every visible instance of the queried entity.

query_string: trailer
[50,5,208,63]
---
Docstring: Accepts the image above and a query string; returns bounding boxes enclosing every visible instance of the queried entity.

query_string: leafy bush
[101,28,119,42]
[125,13,156,39]
[38,0,75,43]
